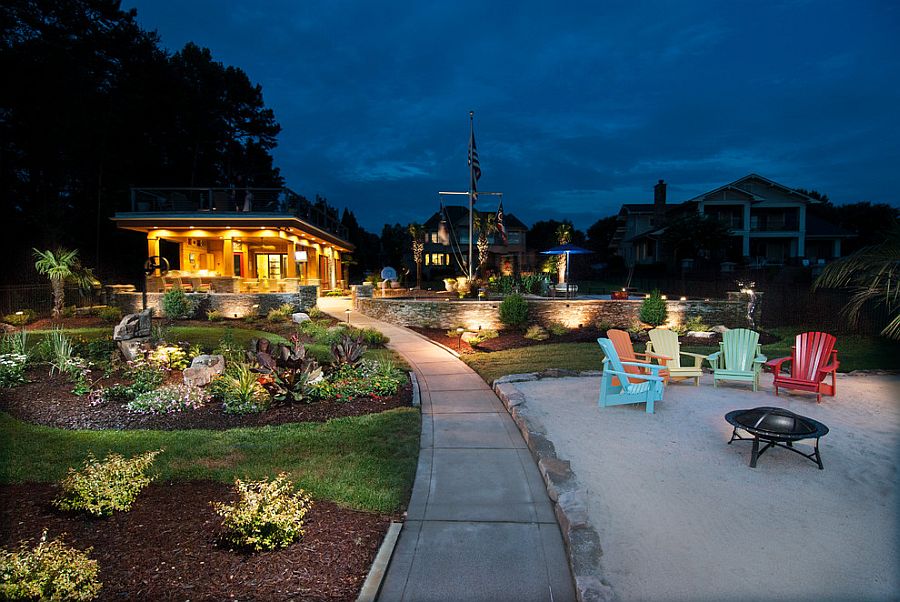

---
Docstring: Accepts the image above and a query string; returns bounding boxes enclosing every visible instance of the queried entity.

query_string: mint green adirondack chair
[597,338,666,413]
[707,328,767,391]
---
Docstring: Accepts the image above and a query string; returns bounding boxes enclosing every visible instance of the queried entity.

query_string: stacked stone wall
[107,286,318,318]
[356,296,757,331]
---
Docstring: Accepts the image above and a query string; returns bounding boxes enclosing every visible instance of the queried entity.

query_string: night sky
[127,1,900,233]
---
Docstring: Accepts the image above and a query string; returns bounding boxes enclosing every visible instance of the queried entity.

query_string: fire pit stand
[725,407,829,469]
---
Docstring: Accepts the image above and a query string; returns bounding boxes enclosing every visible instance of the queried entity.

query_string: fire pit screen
[725,406,829,469]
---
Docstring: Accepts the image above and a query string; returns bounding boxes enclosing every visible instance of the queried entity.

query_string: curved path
[318,298,575,602]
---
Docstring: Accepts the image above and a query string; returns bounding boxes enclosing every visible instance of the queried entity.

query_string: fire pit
[725,407,829,469]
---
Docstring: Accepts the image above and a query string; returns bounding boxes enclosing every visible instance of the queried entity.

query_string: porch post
[147,234,160,276]
[223,237,234,277]
[286,242,297,278]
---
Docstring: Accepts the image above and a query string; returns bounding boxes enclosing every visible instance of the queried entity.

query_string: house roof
[423,205,528,230]
[684,173,817,204]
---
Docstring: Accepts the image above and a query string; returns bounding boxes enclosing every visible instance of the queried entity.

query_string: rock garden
[0,302,419,601]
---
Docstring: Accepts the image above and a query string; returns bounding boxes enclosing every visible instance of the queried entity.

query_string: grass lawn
[29,326,289,348]
[0,408,420,514]
[463,331,900,383]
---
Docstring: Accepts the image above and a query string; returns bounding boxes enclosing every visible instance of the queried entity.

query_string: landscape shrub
[147,344,189,370]
[44,329,80,377]
[594,320,613,333]
[683,314,711,332]
[94,306,123,322]
[2,309,36,326]
[60,305,77,319]
[1,329,29,357]
[75,337,118,366]
[54,450,161,517]
[546,321,570,336]
[297,319,329,342]
[212,328,244,363]
[161,287,196,319]
[311,360,405,402]
[266,363,324,405]
[359,327,388,347]
[639,290,668,327]
[211,363,270,414]
[0,530,101,601]
[520,273,547,295]
[467,329,499,345]
[499,294,529,329]
[0,353,28,388]
[524,325,550,341]
[330,334,366,367]
[267,303,295,323]
[206,309,224,322]
[126,384,209,414]
[307,306,327,320]
[102,358,165,402]
[325,289,348,297]
[213,473,313,551]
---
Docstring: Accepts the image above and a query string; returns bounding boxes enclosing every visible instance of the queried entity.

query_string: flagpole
[468,110,475,283]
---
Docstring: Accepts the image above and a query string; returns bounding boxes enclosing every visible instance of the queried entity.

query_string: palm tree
[554,223,573,283]
[33,248,97,318]
[408,223,425,289]
[813,224,900,339]
[472,212,497,274]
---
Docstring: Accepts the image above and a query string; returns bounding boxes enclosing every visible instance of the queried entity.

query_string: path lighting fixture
[15,311,23,316]
[645,294,651,299]
[457,327,465,351]
[345,308,351,324]
[680,296,687,301]
[661,295,667,300]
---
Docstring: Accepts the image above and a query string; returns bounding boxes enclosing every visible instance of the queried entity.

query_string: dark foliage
[0,0,282,284]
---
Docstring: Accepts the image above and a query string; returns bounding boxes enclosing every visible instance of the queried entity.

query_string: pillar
[286,242,297,278]
[223,237,234,277]
[147,234,160,275]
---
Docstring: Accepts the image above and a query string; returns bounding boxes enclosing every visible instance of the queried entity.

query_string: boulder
[687,330,715,339]
[118,338,148,362]
[711,325,730,334]
[113,309,152,341]
[183,354,225,387]
[292,312,311,324]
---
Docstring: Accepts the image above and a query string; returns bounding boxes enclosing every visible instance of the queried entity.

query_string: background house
[420,205,529,279]
[610,175,854,269]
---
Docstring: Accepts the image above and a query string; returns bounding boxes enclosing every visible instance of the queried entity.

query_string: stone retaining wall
[355,294,758,331]
[106,286,318,319]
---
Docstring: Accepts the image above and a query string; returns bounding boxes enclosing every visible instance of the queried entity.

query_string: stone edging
[493,370,613,602]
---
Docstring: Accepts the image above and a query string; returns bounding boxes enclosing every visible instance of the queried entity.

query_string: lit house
[113,187,354,293]
[420,205,529,278]
[610,174,853,268]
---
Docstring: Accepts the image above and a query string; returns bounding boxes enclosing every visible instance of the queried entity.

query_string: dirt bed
[0,368,412,431]
[0,482,392,601]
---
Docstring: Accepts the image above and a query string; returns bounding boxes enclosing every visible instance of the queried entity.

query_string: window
[427,253,448,266]
[430,232,439,243]
[507,231,522,244]
[255,254,286,279]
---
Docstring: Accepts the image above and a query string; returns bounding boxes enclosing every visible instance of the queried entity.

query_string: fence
[0,284,104,317]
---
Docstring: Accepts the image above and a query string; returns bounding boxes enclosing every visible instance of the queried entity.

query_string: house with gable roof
[609,174,854,268]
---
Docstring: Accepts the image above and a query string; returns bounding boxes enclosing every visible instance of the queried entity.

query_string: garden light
[345,308,351,324]
[457,327,465,351]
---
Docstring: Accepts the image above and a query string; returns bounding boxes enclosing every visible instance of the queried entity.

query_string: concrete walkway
[318,298,575,602]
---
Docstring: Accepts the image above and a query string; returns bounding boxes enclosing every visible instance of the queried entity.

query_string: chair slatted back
[794,331,836,382]
[597,338,627,375]
[608,329,643,378]
[722,328,759,371]
[648,329,681,368]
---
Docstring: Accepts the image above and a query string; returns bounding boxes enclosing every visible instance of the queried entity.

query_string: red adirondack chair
[766,331,839,403]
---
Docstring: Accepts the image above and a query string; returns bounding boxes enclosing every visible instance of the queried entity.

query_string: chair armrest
[820,362,838,374]
[754,355,767,364]
[621,361,667,373]
[766,356,791,374]
[632,352,655,361]
[680,351,707,366]
[604,368,665,383]
[706,351,721,361]
[646,352,673,362]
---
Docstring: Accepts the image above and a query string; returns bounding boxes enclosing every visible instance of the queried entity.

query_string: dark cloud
[128,0,900,231]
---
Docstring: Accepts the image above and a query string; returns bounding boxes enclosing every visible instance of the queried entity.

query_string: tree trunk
[51,278,65,318]
[416,261,422,290]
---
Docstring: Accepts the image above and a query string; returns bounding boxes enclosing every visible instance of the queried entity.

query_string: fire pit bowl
[725,406,829,469]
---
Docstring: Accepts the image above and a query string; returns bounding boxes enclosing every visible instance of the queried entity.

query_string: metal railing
[129,187,349,240]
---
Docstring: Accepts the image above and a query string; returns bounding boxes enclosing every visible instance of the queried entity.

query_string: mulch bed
[0,367,412,431]
[0,482,392,601]
[411,326,779,354]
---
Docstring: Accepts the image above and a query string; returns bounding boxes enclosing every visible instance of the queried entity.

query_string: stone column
[222,237,234,277]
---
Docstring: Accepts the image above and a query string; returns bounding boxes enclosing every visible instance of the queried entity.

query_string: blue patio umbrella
[541,243,593,284]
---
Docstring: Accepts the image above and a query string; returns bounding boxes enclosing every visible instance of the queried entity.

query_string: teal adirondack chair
[597,338,666,413]
[707,328,767,391]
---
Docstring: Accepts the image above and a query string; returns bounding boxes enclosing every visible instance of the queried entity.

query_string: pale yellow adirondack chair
[645,328,707,386]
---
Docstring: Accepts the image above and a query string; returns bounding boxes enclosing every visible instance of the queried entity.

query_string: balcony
[128,187,349,240]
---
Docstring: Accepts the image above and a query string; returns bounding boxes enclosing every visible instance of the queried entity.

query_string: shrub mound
[0,530,101,601]
[499,294,529,329]
[54,450,161,517]
[213,473,313,551]
[639,289,668,327]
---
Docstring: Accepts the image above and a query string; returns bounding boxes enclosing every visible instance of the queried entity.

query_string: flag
[496,200,508,245]
[468,127,481,199]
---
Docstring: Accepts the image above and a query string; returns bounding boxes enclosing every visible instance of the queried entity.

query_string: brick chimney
[653,179,667,227]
